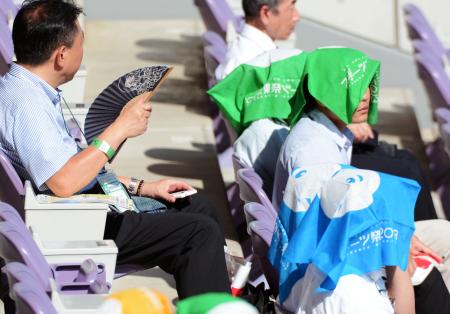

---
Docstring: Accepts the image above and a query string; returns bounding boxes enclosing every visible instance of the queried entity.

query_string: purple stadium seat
[413,52,450,115]
[0,202,23,226]
[194,0,243,40]
[244,202,279,296]
[236,168,277,218]
[203,44,238,158]
[0,152,142,281]
[232,153,248,174]
[2,262,43,297]
[403,3,423,19]
[204,45,225,88]
[0,19,13,65]
[425,139,450,187]
[0,221,109,294]
[202,31,227,51]
[13,282,58,314]
[244,202,276,231]
[0,150,26,214]
[404,8,450,62]
[436,173,450,219]
[0,0,17,75]
[428,109,450,217]
[411,39,435,56]
[0,0,18,20]
[435,107,450,126]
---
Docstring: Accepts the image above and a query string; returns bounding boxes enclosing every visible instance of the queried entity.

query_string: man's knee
[189,194,216,216]
[191,215,223,245]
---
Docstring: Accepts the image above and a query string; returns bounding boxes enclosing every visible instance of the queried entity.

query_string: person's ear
[54,45,68,69]
[259,5,272,26]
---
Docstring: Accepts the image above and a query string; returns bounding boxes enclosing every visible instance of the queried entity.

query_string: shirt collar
[9,63,61,106]
[307,109,354,151]
[240,24,277,52]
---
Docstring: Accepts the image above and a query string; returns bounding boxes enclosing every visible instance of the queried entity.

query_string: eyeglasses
[59,95,88,150]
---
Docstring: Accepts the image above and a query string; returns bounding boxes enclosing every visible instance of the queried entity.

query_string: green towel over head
[292,47,381,125]
[176,293,258,314]
[208,49,308,135]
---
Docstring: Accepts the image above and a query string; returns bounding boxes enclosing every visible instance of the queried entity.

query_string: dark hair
[301,76,316,113]
[242,0,281,18]
[12,0,83,65]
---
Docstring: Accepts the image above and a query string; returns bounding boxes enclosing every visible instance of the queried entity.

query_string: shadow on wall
[135,35,210,116]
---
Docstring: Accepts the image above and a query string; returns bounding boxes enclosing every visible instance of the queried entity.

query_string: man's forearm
[46,123,127,197]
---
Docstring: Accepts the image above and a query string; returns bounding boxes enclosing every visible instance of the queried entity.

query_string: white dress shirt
[215,24,276,80]
[233,119,289,197]
[215,24,281,194]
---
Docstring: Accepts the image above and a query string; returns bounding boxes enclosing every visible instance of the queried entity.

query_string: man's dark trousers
[104,194,230,299]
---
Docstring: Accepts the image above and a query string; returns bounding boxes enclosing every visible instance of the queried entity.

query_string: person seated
[212,2,436,221]
[0,1,229,312]
[215,0,299,81]
[270,162,418,314]
[272,47,450,312]
[212,0,299,196]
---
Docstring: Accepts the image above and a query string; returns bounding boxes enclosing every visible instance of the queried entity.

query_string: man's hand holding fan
[84,66,173,161]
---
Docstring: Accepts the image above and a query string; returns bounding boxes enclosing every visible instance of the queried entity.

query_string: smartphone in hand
[170,189,198,199]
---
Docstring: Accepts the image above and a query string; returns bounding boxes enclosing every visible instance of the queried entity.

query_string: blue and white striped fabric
[0,63,78,191]
[268,163,419,304]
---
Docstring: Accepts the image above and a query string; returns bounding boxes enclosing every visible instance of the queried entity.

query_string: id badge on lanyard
[96,169,138,213]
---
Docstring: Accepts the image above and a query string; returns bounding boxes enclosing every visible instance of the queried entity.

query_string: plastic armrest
[50,260,106,284]
[57,279,110,295]
[24,181,108,210]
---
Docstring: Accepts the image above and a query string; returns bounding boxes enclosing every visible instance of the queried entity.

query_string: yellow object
[107,288,172,314]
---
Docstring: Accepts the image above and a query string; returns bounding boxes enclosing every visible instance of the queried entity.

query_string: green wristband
[91,138,116,160]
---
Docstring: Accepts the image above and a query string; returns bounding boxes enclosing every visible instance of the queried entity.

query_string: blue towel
[268,163,419,304]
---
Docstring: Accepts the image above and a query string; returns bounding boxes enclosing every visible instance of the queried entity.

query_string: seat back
[0,0,18,19]
[2,262,46,294]
[411,39,440,59]
[203,45,226,88]
[244,202,277,226]
[414,52,450,115]
[250,220,279,296]
[0,221,52,289]
[403,3,423,19]
[405,15,447,59]
[202,30,227,49]
[0,150,25,214]
[236,168,277,217]
[232,153,247,174]
[0,202,24,226]
[435,107,450,126]
[194,0,241,40]
[0,18,13,64]
[13,282,58,314]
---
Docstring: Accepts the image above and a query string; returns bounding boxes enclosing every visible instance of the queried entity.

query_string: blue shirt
[0,63,79,191]
[272,109,354,210]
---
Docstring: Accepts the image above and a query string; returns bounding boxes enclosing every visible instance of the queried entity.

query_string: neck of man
[18,62,64,89]
[316,103,347,133]
[246,18,275,41]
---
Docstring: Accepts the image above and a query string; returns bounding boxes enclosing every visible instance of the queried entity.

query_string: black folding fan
[84,66,172,159]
